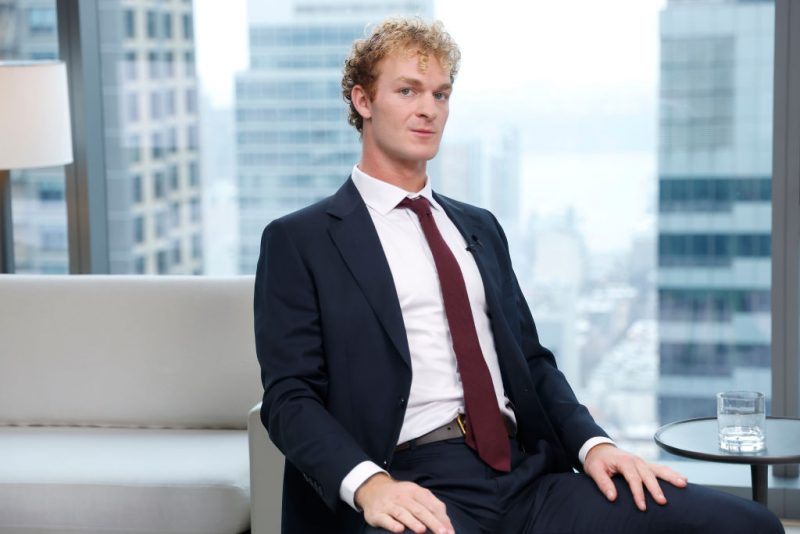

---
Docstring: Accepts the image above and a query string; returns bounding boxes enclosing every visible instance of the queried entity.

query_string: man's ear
[351,84,372,120]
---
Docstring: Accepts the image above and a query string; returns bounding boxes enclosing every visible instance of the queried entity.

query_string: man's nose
[416,92,438,119]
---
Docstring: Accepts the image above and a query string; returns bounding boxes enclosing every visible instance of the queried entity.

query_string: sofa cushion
[0,275,261,429]
[0,427,250,534]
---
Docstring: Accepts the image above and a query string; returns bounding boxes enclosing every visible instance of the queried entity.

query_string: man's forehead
[377,48,444,76]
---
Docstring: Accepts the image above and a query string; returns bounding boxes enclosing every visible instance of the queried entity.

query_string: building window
[187,125,198,151]
[27,8,56,35]
[185,88,196,113]
[190,197,201,223]
[128,134,141,164]
[132,174,143,203]
[124,9,136,39]
[127,93,139,123]
[188,161,199,187]
[147,10,159,39]
[150,91,162,120]
[124,51,137,80]
[157,250,168,274]
[154,171,166,199]
[134,216,145,244]
[170,202,181,227]
[184,51,195,77]
[167,127,178,154]
[163,13,173,39]
[134,256,146,274]
[169,165,180,191]
[155,210,167,238]
[148,51,159,79]
[182,13,193,40]
[191,233,202,259]
[151,132,163,160]
[37,182,63,202]
[164,51,174,77]
[171,239,182,264]
[165,89,176,116]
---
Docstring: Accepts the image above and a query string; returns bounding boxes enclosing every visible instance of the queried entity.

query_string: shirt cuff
[339,460,389,511]
[578,437,616,464]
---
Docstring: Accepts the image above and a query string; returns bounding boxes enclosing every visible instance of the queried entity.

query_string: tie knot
[398,196,432,217]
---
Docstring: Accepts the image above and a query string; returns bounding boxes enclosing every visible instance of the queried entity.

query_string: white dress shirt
[338,165,613,510]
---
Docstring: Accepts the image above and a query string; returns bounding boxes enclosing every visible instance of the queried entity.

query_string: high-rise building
[0,0,203,274]
[236,0,433,274]
[657,0,774,423]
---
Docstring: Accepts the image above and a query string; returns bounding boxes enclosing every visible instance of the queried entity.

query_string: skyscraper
[0,0,203,274]
[236,0,433,274]
[657,0,774,423]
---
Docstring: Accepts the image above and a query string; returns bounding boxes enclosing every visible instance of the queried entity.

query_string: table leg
[751,464,768,505]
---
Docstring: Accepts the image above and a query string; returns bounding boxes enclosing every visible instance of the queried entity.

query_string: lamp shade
[0,61,73,170]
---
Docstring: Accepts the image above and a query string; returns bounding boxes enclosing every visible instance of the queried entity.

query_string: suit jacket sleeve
[489,212,610,463]
[254,219,371,511]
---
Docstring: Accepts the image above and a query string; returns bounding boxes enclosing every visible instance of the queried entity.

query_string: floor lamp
[0,61,73,274]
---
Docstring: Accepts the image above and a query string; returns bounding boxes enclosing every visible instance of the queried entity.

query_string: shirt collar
[351,164,441,216]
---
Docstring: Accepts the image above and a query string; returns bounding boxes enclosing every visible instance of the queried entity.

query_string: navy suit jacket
[253,177,608,533]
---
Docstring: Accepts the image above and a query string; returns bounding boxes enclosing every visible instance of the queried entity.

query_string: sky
[194,0,668,253]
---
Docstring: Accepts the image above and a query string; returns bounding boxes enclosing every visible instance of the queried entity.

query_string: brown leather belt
[395,414,515,452]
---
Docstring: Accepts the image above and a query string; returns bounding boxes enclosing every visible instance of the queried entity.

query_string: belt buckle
[456,413,467,435]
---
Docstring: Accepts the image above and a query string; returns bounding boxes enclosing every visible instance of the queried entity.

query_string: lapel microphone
[466,235,482,253]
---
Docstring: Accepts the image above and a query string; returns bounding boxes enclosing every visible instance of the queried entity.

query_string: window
[150,91,162,120]
[132,175,143,203]
[147,10,158,39]
[124,51,137,80]
[124,9,136,39]
[185,88,196,113]
[148,51,159,79]
[126,93,139,123]
[169,165,179,191]
[133,216,145,244]
[163,13,173,39]
[184,51,194,77]
[182,14,193,40]
[28,8,56,35]
[153,171,166,199]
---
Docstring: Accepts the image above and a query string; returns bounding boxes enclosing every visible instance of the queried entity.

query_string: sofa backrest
[0,275,262,430]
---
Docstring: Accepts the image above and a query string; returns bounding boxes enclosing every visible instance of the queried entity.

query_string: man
[254,16,783,534]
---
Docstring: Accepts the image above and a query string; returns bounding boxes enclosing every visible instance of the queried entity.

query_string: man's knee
[663,482,784,534]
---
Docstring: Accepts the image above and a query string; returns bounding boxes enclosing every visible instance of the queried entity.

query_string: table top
[654,416,800,465]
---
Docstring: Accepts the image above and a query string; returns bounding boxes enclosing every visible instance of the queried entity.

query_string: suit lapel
[433,192,505,307]
[326,178,412,369]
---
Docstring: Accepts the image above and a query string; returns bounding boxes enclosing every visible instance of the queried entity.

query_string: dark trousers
[363,436,784,534]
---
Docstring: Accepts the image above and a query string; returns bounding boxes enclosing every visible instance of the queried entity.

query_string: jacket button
[398,397,406,407]
[382,459,388,466]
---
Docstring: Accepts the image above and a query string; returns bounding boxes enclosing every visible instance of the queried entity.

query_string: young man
[254,17,783,534]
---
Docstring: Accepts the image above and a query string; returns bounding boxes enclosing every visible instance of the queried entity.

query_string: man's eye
[399,88,412,96]
[434,92,449,101]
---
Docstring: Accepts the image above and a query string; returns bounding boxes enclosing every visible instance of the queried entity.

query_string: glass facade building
[235,0,433,274]
[657,0,774,424]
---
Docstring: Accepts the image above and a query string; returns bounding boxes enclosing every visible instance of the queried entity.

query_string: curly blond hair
[342,17,461,134]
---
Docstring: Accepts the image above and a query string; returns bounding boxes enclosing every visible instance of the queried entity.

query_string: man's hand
[583,443,689,512]
[355,473,455,534]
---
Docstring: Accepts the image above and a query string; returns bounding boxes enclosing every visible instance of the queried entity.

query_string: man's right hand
[355,473,455,534]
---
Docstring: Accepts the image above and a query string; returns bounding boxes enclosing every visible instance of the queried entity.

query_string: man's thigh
[509,472,784,534]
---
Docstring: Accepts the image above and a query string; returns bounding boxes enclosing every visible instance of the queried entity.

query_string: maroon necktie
[398,196,511,472]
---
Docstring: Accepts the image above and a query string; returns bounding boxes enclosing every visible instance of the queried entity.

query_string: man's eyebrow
[395,77,452,91]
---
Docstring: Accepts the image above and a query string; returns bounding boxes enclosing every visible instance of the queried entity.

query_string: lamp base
[0,169,14,273]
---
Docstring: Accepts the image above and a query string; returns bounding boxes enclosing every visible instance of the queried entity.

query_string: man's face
[360,50,452,167]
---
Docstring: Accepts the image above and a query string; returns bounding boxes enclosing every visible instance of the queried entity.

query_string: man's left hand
[583,443,688,512]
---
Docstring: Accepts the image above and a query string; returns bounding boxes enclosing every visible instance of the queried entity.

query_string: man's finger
[373,512,408,533]
[652,464,689,488]
[589,468,618,501]
[618,462,646,511]
[637,461,667,506]
[415,493,454,533]
[390,505,428,534]
[407,500,452,534]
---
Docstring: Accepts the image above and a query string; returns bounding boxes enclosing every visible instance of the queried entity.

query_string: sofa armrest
[248,402,284,534]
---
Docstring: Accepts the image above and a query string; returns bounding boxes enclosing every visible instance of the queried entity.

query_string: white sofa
[0,275,281,534]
